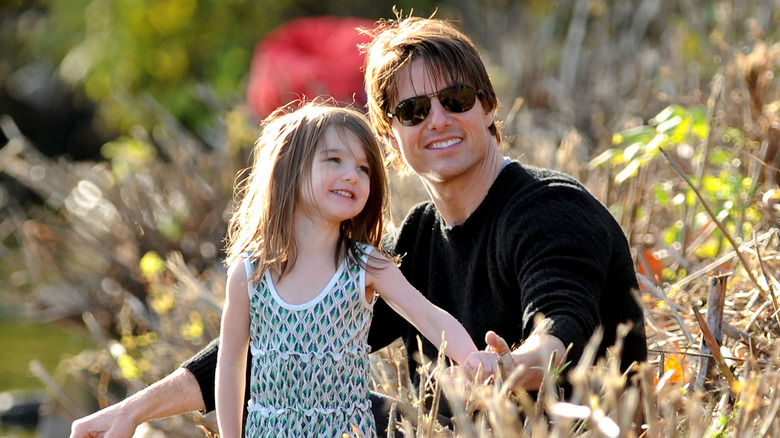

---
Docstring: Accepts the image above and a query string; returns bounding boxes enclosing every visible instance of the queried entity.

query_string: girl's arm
[216,262,251,438]
[367,254,485,366]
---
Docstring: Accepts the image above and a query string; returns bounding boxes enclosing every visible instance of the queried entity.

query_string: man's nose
[426,98,452,129]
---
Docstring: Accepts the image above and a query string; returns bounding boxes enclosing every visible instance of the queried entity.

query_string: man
[70,15,646,438]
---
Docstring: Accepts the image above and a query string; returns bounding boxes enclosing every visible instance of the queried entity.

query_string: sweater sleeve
[182,339,252,427]
[510,185,615,364]
[181,338,219,412]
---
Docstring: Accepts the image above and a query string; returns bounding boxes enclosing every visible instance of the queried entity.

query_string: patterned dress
[243,243,377,437]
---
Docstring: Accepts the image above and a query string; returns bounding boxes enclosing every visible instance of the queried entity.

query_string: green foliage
[31,0,274,131]
[590,104,709,184]
[101,137,157,181]
[20,0,438,135]
[591,103,763,264]
[0,317,95,391]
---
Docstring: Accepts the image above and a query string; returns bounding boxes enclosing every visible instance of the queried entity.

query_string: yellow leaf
[140,251,166,277]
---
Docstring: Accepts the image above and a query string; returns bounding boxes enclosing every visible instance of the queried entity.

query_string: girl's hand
[438,351,499,389]
[461,350,501,383]
[439,352,500,412]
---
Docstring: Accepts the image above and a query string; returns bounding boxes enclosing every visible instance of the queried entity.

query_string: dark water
[0,425,36,438]
[0,315,96,437]
[0,316,95,392]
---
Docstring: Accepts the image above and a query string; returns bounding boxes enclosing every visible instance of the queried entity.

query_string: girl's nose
[343,168,358,183]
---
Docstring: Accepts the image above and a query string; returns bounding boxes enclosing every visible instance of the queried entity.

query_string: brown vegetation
[2,1,780,436]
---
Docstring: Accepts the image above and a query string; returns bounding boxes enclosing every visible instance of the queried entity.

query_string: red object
[637,248,664,283]
[247,16,375,119]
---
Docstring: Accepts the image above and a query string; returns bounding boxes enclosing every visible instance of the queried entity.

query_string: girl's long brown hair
[225,101,389,282]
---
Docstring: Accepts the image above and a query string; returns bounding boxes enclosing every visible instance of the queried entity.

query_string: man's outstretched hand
[69,402,139,438]
[484,330,566,391]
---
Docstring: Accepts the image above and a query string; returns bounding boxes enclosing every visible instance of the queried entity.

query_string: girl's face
[300,127,371,225]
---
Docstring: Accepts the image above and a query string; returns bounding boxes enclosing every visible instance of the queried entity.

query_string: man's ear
[384,135,400,152]
[484,107,496,128]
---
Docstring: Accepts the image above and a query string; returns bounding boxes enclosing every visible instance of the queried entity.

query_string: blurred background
[1,0,779,437]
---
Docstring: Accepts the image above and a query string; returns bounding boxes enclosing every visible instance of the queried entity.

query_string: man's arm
[69,367,205,438]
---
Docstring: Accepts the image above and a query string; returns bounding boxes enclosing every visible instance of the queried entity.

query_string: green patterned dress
[243,243,377,437]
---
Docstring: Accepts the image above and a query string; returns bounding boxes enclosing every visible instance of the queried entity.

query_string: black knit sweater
[185,161,647,412]
[368,162,647,378]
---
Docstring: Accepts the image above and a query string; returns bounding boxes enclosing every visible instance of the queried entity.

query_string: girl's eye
[327,157,341,163]
[358,165,370,174]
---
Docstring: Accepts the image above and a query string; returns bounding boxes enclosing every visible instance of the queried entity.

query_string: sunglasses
[387,84,482,126]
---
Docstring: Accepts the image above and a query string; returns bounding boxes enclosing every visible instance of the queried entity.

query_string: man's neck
[422,150,506,226]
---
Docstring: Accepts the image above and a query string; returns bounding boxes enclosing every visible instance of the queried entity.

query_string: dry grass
[3,2,780,437]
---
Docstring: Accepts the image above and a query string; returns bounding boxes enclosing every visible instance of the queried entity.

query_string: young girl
[215,102,496,438]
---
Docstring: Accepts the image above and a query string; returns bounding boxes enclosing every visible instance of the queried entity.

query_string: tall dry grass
[2,1,780,436]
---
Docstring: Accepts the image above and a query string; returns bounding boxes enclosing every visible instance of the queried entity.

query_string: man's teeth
[334,190,353,198]
[429,138,460,149]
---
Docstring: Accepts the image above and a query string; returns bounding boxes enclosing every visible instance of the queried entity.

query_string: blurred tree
[3,0,437,151]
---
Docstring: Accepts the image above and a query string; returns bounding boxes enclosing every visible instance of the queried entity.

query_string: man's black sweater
[368,161,647,379]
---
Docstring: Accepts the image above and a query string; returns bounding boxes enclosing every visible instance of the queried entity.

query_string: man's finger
[485,331,514,380]
[485,330,511,355]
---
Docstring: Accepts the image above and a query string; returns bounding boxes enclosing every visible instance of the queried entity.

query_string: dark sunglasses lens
[393,85,479,126]
[440,85,477,113]
[396,97,431,126]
